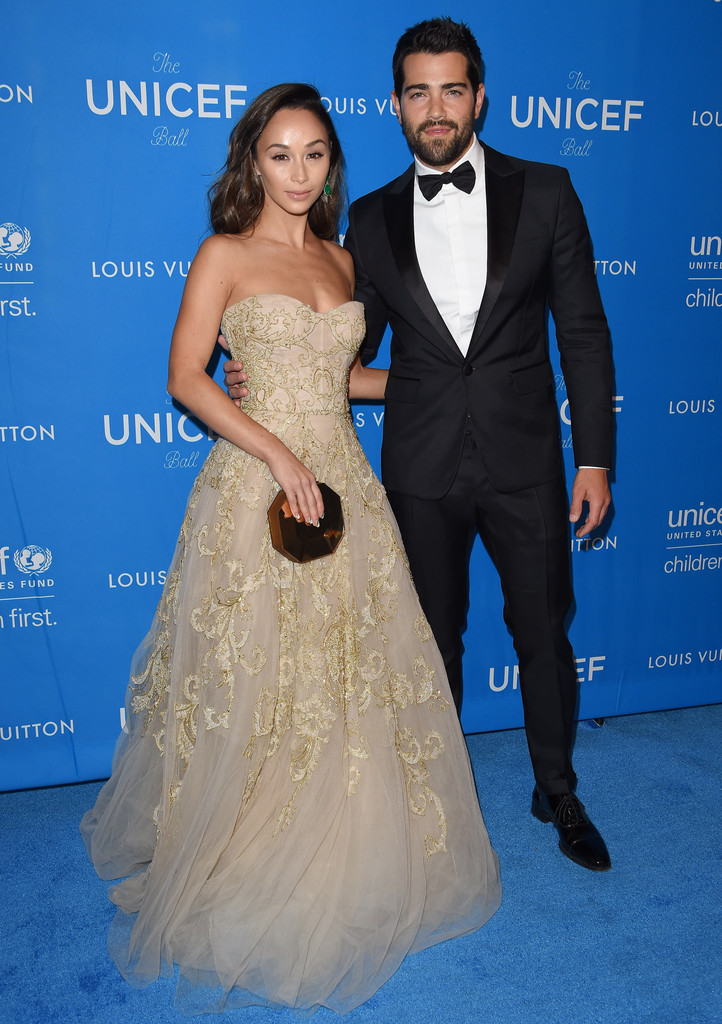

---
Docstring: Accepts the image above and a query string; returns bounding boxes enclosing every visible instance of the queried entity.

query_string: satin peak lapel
[383,171,460,358]
[468,157,525,354]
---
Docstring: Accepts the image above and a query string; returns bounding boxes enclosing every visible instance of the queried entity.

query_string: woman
[81,83,500,1016]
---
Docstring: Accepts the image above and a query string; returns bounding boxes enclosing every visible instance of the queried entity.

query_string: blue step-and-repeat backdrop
[1,1,720,790]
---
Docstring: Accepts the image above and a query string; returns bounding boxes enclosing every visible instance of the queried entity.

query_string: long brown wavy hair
[208,83,346,241]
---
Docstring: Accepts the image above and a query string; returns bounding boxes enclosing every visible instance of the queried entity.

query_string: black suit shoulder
[348,165,413,217]
[348,142,575,218]
[481,142,571,181]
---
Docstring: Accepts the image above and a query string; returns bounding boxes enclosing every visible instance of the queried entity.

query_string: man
[227,18,613,871]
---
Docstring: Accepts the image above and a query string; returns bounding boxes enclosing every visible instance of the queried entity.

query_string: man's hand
[218,334,249,406]
[569,467,611,538]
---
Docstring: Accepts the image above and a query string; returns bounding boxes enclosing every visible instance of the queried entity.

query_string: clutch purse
[268,482,344,563]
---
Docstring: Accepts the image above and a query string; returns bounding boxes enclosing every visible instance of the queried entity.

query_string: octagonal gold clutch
[268,482,344,563]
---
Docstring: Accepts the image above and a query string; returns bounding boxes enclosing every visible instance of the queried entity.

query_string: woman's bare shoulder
[192,232,257,280]
[322,239,354,286]
[196,232,251,259]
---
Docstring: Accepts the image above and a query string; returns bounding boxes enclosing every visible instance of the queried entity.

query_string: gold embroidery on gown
[81,295,500,1016]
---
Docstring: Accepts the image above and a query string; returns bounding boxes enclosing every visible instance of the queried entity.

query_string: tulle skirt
[81,432,501,1015]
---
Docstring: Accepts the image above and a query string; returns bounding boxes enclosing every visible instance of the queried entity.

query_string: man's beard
[401,114,476,167]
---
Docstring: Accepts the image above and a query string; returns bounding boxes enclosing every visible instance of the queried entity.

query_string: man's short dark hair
[392,17,485,96]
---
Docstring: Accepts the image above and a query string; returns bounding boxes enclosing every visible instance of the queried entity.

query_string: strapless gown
[81,294,500,1016]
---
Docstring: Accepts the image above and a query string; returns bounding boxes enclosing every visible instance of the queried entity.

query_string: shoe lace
[555,793,588,828]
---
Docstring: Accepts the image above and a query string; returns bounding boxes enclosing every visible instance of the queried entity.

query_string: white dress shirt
[413,137,487,357]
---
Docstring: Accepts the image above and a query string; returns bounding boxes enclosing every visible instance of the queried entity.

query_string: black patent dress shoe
[531,788,611,872]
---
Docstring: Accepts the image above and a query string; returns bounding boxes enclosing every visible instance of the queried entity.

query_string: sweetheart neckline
[223,294,363,318]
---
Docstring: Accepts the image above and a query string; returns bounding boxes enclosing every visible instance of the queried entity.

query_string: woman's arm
[167,238,324,525]
[347,354,387,401]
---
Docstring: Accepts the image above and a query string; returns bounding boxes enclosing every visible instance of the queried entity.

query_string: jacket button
[463,365,474,376]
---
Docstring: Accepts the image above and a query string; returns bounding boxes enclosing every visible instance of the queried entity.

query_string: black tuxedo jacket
[345,142,613,498]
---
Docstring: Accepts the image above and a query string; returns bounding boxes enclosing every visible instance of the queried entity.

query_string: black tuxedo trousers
[387,430,578,796]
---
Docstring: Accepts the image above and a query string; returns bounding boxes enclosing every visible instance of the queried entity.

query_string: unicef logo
[0,223,32,257]
[14,545,53,575]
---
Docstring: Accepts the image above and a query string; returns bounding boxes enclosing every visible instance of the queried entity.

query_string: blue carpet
[1,705,720,1024]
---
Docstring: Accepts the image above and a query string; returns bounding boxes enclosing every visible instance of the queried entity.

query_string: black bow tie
[417,160,476,201]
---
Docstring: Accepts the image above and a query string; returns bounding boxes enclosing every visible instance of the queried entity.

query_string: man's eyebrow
[403,80,469,93]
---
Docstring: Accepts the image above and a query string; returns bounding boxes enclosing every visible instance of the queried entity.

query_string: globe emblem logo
[0,223,32,257]
[14,545,52,575]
